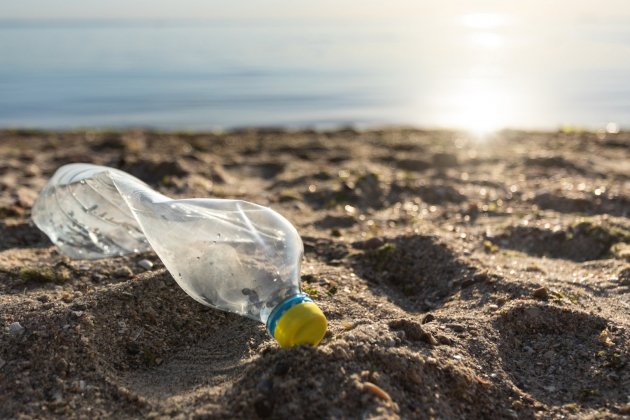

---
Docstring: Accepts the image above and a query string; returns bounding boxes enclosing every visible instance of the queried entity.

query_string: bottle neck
[265,293,313,338]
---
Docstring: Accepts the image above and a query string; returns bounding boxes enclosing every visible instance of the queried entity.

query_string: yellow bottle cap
[273,301,327,348]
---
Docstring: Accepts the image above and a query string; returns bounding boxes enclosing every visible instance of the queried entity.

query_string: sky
[2,0,630,23]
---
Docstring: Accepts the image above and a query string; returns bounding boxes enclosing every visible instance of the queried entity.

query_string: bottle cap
[267,294,327,348]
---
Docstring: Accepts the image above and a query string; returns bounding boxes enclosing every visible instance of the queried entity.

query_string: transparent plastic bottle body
[32,163,303,323]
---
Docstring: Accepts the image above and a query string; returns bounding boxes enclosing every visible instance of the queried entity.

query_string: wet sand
[1,128,629,418]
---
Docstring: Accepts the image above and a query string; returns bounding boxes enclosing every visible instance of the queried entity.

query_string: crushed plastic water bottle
[32,163,327,347]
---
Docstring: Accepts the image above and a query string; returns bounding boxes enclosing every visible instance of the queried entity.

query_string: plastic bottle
[32,163,327,347]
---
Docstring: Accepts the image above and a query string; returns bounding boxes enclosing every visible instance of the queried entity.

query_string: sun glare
[428,79,522,136]
[450,86,506,135]
[460,13,509,29]
[415,12,525,135]
[469,31,505,49]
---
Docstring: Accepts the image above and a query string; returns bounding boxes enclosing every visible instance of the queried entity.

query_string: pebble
[15,187,37,208]
[506,408,519,419]
[446,323,466,333]
[113,266,133,279]
[436,334,454,345]
[92,273,106,282]
[70,310,84,318]
[532,286,549,300]
[8,322,25,336]
[0,357,5,369]
[352,237,383,250]
[137,259,153,271]
[70,303,87,311]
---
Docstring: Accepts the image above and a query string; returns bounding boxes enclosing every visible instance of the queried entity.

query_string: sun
[429,80,513,136]
[454,87,505,136]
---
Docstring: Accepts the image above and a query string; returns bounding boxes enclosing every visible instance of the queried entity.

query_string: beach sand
[1,128,629,418]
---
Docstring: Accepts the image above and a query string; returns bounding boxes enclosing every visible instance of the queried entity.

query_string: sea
[1,18,629,131]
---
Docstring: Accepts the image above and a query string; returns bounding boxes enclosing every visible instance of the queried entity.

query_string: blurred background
[1,0,629,133]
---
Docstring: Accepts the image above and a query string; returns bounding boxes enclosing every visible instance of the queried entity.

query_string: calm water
[1,18,629,131]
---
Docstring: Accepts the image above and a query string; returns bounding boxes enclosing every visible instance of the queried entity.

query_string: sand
[1,128,629,418]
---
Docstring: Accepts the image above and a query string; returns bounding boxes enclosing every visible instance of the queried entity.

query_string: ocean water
[1,19,629,131]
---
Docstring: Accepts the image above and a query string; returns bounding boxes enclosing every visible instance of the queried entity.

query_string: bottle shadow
[84,271,269,403]
[0,221,50,252]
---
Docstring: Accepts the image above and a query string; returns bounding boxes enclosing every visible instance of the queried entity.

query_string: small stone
[15,187,37,208]
[436,334,453,345]
[421,314,436,324]
[506,409,519,419]
[352,237,383,250]
[422,331,438,346]
[70,303,87,311]
[8,322,25,336]
[315,214,357,229]
[599,329,614,347]
[446,323,466,333]
[137,259,154,271]
[92,273,106,282]
[389,319,437,345]
[113,266,133,279]
[24,163,41,177]
[0,358,5,369]
[70,310,84,318]
[532,286,549,300]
